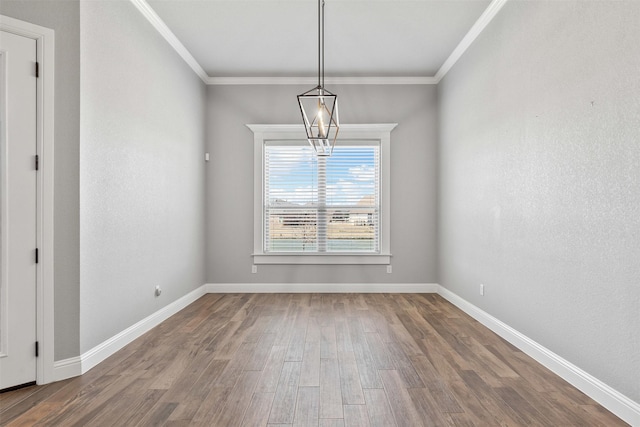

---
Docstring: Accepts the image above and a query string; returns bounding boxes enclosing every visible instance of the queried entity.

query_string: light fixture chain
[318,0,322,88]
[321,0,325,88]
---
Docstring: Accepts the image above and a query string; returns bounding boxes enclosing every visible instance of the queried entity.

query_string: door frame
[0,15,55,385]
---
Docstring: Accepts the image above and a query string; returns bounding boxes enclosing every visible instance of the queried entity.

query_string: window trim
[248,124,396,265]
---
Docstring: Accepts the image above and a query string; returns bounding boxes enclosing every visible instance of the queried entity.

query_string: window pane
[265,143,379,253]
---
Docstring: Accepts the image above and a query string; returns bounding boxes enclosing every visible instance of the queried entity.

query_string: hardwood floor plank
[160,357,228,415]
[293,386,319,427]
[215,341,257,388]
[285,325,308,362]
[246,332,278,371]
[348,317,383,389]
[337,351,365,405]
[388,321,423,357]
[363,388,397,427]
[241,392,275,427]
[0,381,72,425]
[135,401,179,426]
[5,402,63,427]
[96,389,166,426]
[410,355,463,413]
[364,332,394,370]
[334,317,354,355]
[320,326,338,359]
[502,377,589,425]
[34,373,140,426]
[387,345,424,388]
[273,303,306,347]
[147,348,192,390]
[407,387,454,427]
[318,419,345,427]
[457,369,525,426]
[206,319,243,356]
[378,369,424,427]
[494,385,554,426]
[255,345,288,394]
[417,349,501,426]
[299,341,321,387]
[343,404,371,427]
[269,361,302,424]
[183,386,231,425]
[209,370,261,426]
[319,358,343,419]
[305,318,322,343]
[0,293,626,427]
[0,385,46,413]
[579,402,629,426]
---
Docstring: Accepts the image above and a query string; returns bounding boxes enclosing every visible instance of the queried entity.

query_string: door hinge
[35,248,39,264]
[35,341,39,358]
[35,154,39,171]
[36,62,39,78]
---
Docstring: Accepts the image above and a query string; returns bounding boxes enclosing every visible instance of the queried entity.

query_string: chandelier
[297,0,340,156]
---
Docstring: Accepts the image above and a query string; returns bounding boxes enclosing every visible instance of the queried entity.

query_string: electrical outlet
[386,265,392,274]
[251,265,258,274]
[480,284,485,296]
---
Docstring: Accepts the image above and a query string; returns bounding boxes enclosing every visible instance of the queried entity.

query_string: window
[265,142,379,253]
[249,124,395,264]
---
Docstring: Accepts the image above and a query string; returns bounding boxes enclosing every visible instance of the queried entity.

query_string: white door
[0,30,38,390]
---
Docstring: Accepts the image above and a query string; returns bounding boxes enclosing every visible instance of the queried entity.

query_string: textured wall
[438,0,640,401]
[0,0,81,360]
[79,1,207,353]
[207,84,438,284]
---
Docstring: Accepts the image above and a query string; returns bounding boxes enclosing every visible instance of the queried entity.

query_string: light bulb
[317,102,327,139]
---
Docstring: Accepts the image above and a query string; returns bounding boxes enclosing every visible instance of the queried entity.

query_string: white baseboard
[52,284,208,382]
[437,285,640,426]
[205,283,439,293]
[52,356,82,382]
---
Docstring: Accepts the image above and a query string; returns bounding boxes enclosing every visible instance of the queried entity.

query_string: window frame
[248,124,396,265]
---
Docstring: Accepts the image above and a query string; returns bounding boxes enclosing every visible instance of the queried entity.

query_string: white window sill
[252,253,391,265]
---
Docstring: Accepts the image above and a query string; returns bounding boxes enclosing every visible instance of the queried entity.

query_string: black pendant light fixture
[297,0,339,156]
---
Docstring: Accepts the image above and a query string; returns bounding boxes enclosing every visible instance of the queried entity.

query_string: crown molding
[207,76,438,85]
[132,0,509,86]
[129,0,209,84]
[246,123,398,134]
[434,0,509,83]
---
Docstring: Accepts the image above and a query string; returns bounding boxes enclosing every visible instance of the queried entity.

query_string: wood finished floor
[0,293,627,426]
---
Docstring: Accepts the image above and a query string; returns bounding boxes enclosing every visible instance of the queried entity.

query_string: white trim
[248,124,396,265]
[206,283,438,294]
[0,15,55,386]
[58,285,209,380]
[247,123,397,136]
[207,76,438,86]
[52,356,81,382]
[436,285,640,426]
[129,0,208,84]
[434,0,509,83]
[253,254,391,265]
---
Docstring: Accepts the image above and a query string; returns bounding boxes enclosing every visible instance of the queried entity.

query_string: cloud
[348,164,376,181]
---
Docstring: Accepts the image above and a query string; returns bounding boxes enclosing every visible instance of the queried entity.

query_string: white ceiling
[143,0,499,81]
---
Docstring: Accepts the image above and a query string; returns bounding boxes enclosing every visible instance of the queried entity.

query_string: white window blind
[264,141,380,253]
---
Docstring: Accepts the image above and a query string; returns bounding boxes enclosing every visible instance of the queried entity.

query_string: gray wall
[207,85,438,284]
[438,0,640,402]
[0,0,81,360]
[79,1,207,352]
